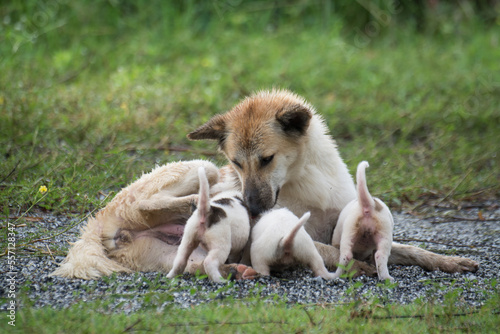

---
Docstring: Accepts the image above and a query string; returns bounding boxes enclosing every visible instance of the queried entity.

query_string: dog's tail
[50,217,131,280]
[356,161,375,216]
[195,167,211,232]
[281,212,311,257]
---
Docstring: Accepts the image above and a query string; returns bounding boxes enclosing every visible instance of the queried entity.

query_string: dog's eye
[260,155,274,167]
[232,160,243,169]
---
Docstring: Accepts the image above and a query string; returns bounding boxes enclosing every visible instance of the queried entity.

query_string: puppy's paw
[379,275,395,283]
[166,270,177,279]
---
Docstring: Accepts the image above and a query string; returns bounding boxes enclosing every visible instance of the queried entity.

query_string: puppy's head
[188,89,313,217]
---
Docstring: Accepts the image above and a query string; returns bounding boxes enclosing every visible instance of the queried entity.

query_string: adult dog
[52,89,478,279]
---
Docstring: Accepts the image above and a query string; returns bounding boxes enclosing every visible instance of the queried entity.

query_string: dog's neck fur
[280,114,356,212]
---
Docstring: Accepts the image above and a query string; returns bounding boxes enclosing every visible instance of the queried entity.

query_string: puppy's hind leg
[250,260,271,277]
[203,246,231,283]
[333,248,353,279]
[167,229,200,278]
[306,251,336,280]
[375,239,393,282]
[333,227,355,279]
[294,237,335,280]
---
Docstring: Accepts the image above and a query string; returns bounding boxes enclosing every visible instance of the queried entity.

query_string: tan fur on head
[189,89,334,218]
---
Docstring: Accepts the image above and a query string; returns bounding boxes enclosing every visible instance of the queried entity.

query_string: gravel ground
[1,201,499,312]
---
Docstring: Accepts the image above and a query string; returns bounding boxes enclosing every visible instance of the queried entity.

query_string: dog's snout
[246,192,265,217]
[244,181,277,217]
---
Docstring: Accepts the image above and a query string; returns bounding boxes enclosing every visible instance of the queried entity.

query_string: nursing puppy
[167,167,250,282]
[251,208,336,279]
[332,161,394,281]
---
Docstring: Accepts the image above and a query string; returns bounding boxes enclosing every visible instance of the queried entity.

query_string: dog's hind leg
[250,260,271,276]
[389,242,478,273]
[167,229,200,278]
[203,248,230,283]
[137,194,197,213]
[374,239,393,282]
[305,251,336,280]
[333,247,353,279]
[50,217,131,279]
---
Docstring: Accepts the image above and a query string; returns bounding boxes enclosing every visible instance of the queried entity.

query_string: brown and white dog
[52,89,478,280]
[332,161,394,282]
[167,167,250,282]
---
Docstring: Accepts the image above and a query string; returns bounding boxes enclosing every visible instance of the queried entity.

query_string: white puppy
[251,208,336,279]
[332,161,394,282]
[167,167,250,282]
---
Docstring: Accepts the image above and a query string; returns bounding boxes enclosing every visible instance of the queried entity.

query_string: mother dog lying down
[52,89,478,280]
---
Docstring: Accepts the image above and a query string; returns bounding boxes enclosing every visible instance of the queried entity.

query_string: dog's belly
[150,223,185,237]
[112,223,186,250]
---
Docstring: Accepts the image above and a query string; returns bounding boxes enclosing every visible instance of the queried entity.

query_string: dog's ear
[187,114,227,146]
[276,104,312,137]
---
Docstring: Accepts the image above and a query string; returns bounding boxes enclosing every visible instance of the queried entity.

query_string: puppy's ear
[187,114,227,147]
[276,104,312,137]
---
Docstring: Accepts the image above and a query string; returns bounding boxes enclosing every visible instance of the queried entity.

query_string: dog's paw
[351,260,377,277]
[223,264,259,280]
[438,257,479,273]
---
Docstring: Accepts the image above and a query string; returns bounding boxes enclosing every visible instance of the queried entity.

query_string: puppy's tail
[281,212,311,257]
[50,217,131,280]
[356,161,375,216]
[196,167,211,231]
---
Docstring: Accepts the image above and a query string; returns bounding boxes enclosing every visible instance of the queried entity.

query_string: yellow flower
[39,185,48,194]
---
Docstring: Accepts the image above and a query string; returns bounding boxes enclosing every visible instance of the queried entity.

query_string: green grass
[3,284,500,333]
[0,1,499,332]
[1,2,499,216]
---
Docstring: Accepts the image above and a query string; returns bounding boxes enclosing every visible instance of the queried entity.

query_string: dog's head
[188,89,313,217]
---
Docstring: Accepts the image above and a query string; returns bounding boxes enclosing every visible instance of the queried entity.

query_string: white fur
[277,113,357,242]
[167,167,250,282]
[251,208,336,279]
[332,161,394,281]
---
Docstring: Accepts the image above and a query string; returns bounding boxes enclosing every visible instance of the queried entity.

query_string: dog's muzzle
[245,186,280,217]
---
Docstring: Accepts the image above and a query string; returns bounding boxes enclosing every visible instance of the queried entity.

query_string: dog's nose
[245,192,265,217]
[248,203,263,218]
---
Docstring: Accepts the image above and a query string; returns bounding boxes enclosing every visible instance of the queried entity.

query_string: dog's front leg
[314,241,376,277]
[389,242,478,273]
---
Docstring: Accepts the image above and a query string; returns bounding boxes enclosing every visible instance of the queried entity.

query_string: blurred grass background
[0,0,499,215]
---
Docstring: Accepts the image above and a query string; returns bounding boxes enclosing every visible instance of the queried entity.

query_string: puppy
[332,161,394,281]
[251,208,336,279]
[167,167,250,282]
